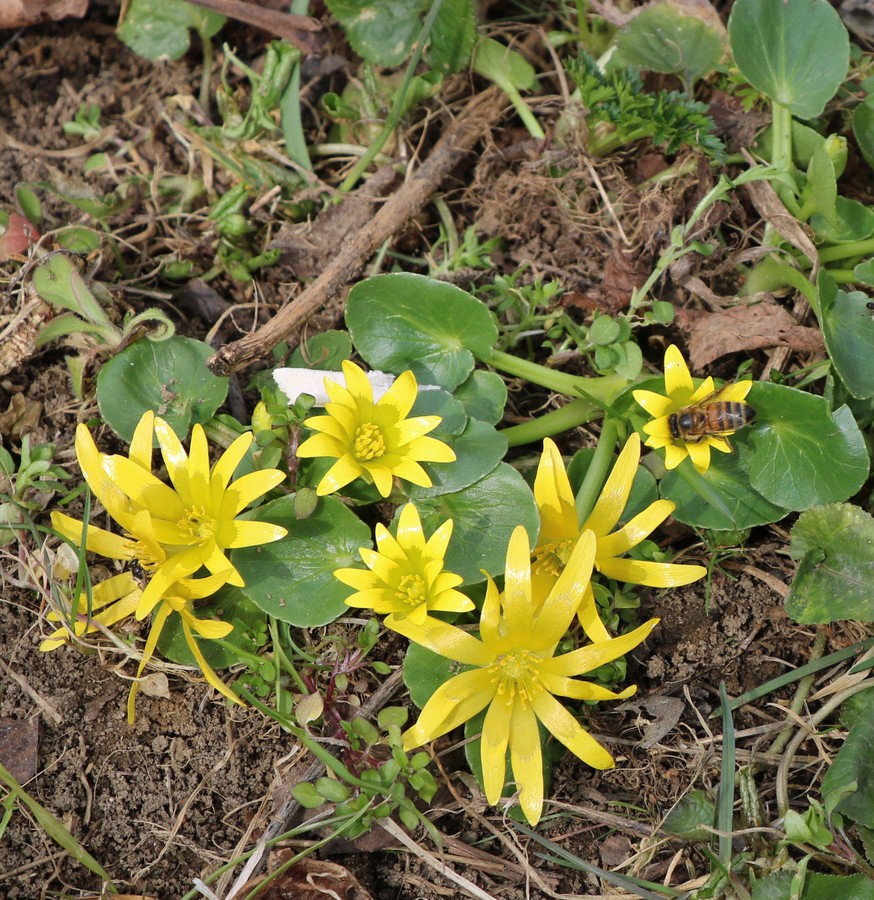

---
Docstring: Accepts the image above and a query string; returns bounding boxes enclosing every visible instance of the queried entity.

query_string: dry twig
[208,87,504,376]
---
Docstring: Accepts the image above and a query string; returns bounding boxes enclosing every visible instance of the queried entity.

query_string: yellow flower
[40,567,240,724]
[101,417,288,618]
[295,360,456,498]
[334,503,473,627]
[391,526,659,826]
[532,434,706,639]
[632,344,754,474]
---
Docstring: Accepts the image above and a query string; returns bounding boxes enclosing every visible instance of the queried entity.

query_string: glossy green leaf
[411,387,468,437]
[157,584,266,668]
[818,273,874,399]
[56,226,101,254]
[822,712,874,827]
[744,382,869,509]
[786,503,874,624]
[662,791,715,841]
[453,370,507,425]
[616,3,724,86]
[14,184,41,225]
[412,463,539,583]
[346,274,498,390]
[728,0,849,118]
[853,100,874,172]
[288,330,352,370]
[96,336,228,442]
[472,37,537,91]
[407,418,508,499]
[811,196,874,242]
[803,142,837,226]
[428,0,476,74]
[753,873,874,900]
[117,0,225,61]
[403,641,458,709]
[233,494,372,626]
[660,451,789,530]
[852,260,874,287]
[325,0,425,66]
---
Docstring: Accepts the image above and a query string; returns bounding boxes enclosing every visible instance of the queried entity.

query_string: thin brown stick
[207,87,503,376]
[183,0,324,55]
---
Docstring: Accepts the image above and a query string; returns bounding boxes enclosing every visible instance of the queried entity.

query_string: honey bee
[668,387,755,446]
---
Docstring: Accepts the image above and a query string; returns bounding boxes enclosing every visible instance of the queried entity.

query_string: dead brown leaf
[0,0,86,28]
[686,300,824,369]
[243,855,373,899]
[744,173,819,270]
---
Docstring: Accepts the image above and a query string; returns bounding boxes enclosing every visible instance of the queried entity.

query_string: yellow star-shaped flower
[532,434,706,637]
[335,503,472,627]
[102,417,288,617]
[296,360,456,498]
[632,345,754,474]
[391,526,659,825]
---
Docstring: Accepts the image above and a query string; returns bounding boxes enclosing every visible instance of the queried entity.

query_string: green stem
[574,418,619,525]
[199,28,215,113]
[771,103,793,177]
[487,348,627,401]
[339,0,444,192]
[432,195,459,262]
[825,268,860,284]
[502,81,546,140]
[502,399,603,447]
[767,103,796,245]
[818,237,874,264]
[767,628,828,758]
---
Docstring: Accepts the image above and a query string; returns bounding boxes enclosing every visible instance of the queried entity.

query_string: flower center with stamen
[178,506,217,543]
[397,574,427,608]
[353,423,386,461]
[531,538,574,578]
[493,649,541,708]
[125,540,161,576]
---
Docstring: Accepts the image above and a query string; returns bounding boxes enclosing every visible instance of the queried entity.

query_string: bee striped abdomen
[668,401,755,442]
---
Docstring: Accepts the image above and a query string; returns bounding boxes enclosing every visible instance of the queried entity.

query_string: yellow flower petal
[533,438,578,543]
[689,376,716,404]
[317,455,362,495]
[631,389,673,418]
[583,434,639,537]
[663,442,689,470]
[179,616,242,706]
[686,440,711,473]
[707,436,733,454]
[542,618,659,677]
[530,689,615,770]
[402,668,497,749]
[502,526,534,636]
[532,530,596,647]
[388,614,494,667]
[129,410,156,471]
[481,695,512,805]
[128,602,172,723]
[509,699,545,825]
[664,344,693,396]
[596,499,675,558]
[598,557,706,588]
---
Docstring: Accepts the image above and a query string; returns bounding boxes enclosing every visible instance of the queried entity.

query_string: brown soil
[0,4,868,900]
